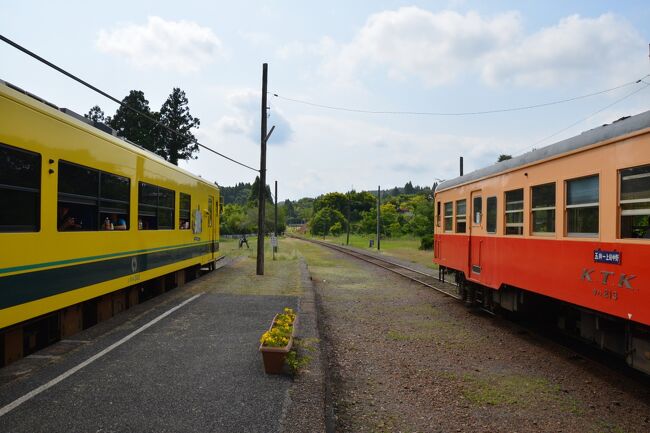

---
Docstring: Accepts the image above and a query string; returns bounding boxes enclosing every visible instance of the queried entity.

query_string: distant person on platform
[239,234,249,249]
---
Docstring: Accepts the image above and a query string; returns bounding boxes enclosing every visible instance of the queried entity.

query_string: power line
[0,33,259,172]
[271,75,649,117]
[519,81,650,153]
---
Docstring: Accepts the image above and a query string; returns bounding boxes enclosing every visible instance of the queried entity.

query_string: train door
[208,195,215,261]
[469,191,483,276]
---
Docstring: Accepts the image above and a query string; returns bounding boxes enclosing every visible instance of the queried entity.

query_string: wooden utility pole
[346,192,351,246]
[460,156,464,176]
[274,180,278,236]
[273,180,278,261]
[256,63,268,275]
[376,185,381,251]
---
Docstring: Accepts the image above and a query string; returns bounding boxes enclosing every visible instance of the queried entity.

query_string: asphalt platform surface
[0,291,298,433]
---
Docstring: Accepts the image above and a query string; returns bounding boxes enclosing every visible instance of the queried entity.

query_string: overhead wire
[270,74,649,117]
[0,33,259,172]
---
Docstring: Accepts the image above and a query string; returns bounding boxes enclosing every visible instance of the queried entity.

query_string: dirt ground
[290,238,650,433]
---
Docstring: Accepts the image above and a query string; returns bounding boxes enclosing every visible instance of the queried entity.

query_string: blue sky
[2,1,649,199]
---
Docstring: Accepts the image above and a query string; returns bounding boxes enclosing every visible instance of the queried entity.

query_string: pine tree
[85,105,106,123]
[158,88,200,165]
[109,91,158,153]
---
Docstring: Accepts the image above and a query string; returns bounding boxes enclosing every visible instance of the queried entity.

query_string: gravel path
[294,239,650,433]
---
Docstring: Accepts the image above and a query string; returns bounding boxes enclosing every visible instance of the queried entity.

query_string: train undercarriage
[441,266,650,376]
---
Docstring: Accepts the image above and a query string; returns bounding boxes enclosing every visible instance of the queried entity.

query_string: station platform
[0,269,300,433]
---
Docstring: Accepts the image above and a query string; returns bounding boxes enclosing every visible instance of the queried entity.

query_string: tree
[158,88,200,165]
[85,105,106,123]
[310,208,346,236]
[249,176,273,206]
[404,181,415,194]
[313,192,348,215]
[497,154,513,162]
[109,90,158,153]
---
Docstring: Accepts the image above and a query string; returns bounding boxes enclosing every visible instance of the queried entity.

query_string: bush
[419,236,433,250]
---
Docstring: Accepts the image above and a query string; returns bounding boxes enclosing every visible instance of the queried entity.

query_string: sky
[2,1,649,200]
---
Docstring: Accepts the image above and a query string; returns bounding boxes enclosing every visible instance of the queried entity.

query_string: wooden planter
[259,314,298,374]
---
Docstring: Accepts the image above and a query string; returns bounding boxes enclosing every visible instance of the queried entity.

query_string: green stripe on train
[0,243,214,310]
[0,241,213,275]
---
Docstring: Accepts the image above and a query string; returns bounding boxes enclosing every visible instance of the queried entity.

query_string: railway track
[293,236,461,300]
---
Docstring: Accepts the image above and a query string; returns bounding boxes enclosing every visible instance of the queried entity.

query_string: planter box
[259,314,298,374]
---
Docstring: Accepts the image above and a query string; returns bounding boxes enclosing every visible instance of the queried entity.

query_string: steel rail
[292,236,461,300]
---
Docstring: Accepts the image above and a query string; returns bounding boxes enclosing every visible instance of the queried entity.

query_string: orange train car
[433,111,650,374]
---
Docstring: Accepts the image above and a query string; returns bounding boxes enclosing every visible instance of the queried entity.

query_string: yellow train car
[0,80,220,365]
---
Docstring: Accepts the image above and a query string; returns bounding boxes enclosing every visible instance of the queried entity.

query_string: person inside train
[58,205,82,231]
[103,213,127,230]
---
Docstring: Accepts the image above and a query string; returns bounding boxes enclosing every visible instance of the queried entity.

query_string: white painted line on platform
[0,293,204,418]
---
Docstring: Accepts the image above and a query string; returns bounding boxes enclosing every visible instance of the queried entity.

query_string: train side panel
[0,83,220,330]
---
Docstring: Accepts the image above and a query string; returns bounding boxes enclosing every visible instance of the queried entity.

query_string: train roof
[436,109,650,193]
[0,79,219,190]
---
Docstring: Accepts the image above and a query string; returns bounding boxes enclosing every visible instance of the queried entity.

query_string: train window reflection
[138,182,175,230]
[473,196,482,225]
[532,183,555,235]
[444,202,453,232]
[505,189,524,235]
[455,199,466,233]
[58,161,130,231]
[620,165,650,239]
[179,193,191,230]
[566,175,599,237]
[486,197,497,233]
[0,143,40,232]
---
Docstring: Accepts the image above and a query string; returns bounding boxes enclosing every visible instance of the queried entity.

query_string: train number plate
[593,249,621,265]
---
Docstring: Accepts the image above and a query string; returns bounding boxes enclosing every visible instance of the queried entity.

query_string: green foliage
[313,192,348,215]
[330,221,343,236]
[310,207,346,236]
[285,338,317,376]
[85,105,106,123]
[157,87,200,165]
[221,182,253,206]
[98,88,200,165]
[497,154,513,162]
[419,236,433,250]
[109,90,158,153]
[249,176,274,206]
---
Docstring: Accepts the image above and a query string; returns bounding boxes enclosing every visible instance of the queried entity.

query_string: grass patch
[302,234,437,269]
[461,374,558,407]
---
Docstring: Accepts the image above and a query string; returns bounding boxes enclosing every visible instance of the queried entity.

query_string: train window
[473,196,482,225]
[58,161,130,231]
[532,183,555,235]
[207,196,213,228]
[620,165,650,238]
[0,143,41,232]
[99,173,130,230]
[179,193,191,230]
[436,202,441,227]
[566,175,599,237]
[455,200,466,233]
[486,197,497,233]
[505,189,524,235]
[138,182,175,230]
[444,202,453,232]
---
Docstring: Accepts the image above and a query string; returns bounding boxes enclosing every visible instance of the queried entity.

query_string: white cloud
[216,89,293,145]
[321,7,646,88]
[96,16,223,73]
[322,7,522,87]
[482,14,647,86]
